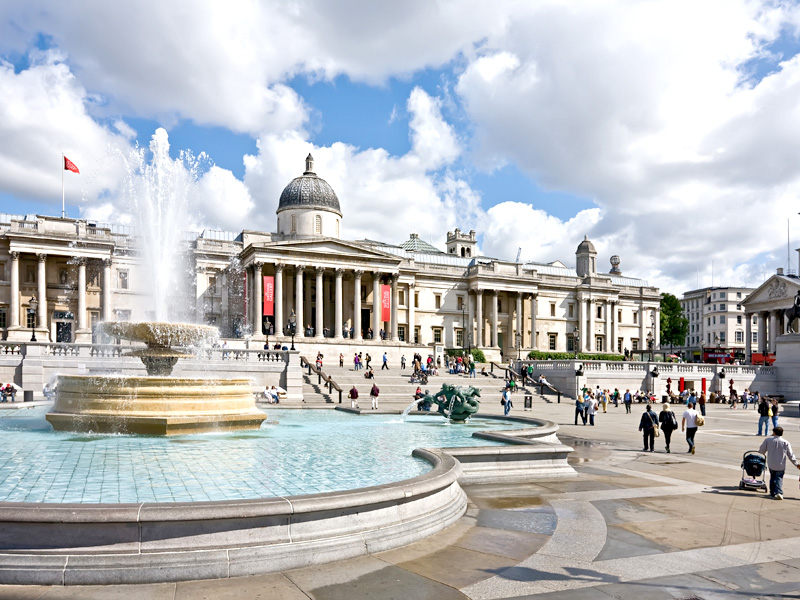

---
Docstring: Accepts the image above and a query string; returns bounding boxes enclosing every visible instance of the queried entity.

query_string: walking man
[658,403,678,453]
[348,385,359,409]
[757,395,771,436]
[623,389,632,414]
[758,427,800,500]
[639,404,658,452]
[682,401,700,454]
[370,383,380,410]
[381,352,389,370]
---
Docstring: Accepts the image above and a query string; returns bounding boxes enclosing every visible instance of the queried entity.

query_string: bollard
[23,390,33,402]
[338,390,342,404]
[557,391,561,403]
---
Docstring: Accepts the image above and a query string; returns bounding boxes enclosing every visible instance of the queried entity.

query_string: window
[752,332,758,343]
[26,266,35,283]
[414,292,419,308]
[736,304,741,310]
[0,309,5,329]
[399,290,405,306]
[596,305,602,319]
[118,270,129,290]
[567,336,574,352]
[618,338,623,353]
[712,316,716,324]
[618,309,622,322]
[0,262,4,281]
[707,317,711,326]
[707,333,711,344]
[457,296,463,311]
[752,315,757,325]
[291,214,297,233]
[719,331,726,343]
[456,329,463,347]
[737,292,742,299]
[208,276,217,294]
[414,326,420,344]
[735,331,744,343]
[720,292,726,299]
[737,315,742,324]
[720,315,725,324]
[314,215,322,235]
[568,304,575,318]
[398,325,406,342]
[632,339,639,351]
[550,303,556,317]
[433,328,442,344]
[498,299,502,312]
[595,336,604,352]
[633,312,638,325]
[434,294,441,309]
[720,304,726,311]
[548,333,557,350]
[713,304,716,311]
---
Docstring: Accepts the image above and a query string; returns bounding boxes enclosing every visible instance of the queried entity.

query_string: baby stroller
[739,451,768,492]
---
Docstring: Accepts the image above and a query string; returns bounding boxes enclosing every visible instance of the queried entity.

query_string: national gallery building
[0,155,661,360]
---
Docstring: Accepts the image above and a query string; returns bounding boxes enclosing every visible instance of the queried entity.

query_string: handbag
[649,412,659,437]
[695,415,705,427]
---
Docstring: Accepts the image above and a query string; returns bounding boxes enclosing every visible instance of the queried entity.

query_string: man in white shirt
[682,402,699,455]
[759,427,800,500]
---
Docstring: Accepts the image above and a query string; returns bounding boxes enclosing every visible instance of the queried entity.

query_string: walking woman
[659,403,678,453]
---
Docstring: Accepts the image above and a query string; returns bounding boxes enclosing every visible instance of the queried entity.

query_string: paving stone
[593,498,670,526]
[595,523,674,560]
[596,572,738,600]
[390,543,518,589]
[0,586,50,600]
[175,573,307,600]
[620,516,755,551]
[699,561,800,596]
[475,507,558,535]
[455,526,551,561]
[35,583,176,599]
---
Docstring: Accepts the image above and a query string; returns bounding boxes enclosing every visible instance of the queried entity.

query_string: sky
[2,0,800,297]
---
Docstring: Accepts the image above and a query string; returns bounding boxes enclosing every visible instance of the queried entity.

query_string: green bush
[525,351,623,361]
[445,348,486,363]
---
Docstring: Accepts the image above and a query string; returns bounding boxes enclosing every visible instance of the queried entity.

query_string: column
[77,258,87,331]
[745,312,752,363]
[9,252,19,328]
[408,282,415,344]
[467,290,474,348]
[757,312,766,354]
[195,266,205,322]
[610,301,617,354]
[769,311,777,353]
[476,290,483,347]
[491,290,499,347]
[295,266,304,337]
[604,300,611,352]
[639,304,646,351]
[588,297,595,352]
[334,268,343,339]
[530,294,537,350]
[274,264,284,336]
[654,309,661,349]
[253,262,263,337]
[315,267,324,338]
[37,254,47,331]
[391,274,399,341]
[515,293,523,347]
[372,272,381,338]
[354,270,362,340]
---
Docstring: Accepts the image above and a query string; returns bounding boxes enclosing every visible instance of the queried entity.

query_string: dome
[576,235,596,254]
[277,154,342,217]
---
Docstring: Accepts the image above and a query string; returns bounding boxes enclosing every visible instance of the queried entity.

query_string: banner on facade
[263,276,274,316]
[381,284,391,322]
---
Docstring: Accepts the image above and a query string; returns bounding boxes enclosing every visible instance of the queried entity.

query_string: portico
[742,272,800,363]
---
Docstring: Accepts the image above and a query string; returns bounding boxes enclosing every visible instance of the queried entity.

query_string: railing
[31,343,289,363]
[490,361,517,381]
[0,344,21,355]
[300,356,343,403]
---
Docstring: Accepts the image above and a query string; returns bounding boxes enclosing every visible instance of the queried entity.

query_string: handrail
[300,356,343,403]
[490,361,517,381]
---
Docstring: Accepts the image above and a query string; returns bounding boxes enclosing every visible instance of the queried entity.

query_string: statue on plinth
[425,383,481,422]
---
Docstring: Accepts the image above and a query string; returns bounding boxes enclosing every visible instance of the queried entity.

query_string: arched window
[315,215,322,235]
[460,248,465,257]
[466,248,471,257]
[291,214,297,234]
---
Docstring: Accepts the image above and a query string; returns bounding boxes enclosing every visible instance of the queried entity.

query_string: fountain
[402,384,482,423]
[46,321,267,435]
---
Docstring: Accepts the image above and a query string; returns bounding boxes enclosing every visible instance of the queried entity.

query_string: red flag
[64,156,80,173]
[381,285,391,322]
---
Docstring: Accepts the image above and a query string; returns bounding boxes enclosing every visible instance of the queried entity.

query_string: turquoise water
[0,408,524,504]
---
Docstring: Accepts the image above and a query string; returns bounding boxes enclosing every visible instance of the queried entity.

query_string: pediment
[255,238,402,264]
[743,275,800,309]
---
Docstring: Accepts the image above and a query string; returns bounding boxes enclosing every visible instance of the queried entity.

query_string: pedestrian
[681,401,701,454]
[382,352,389,370]
[771,398,780,429]
[353,353,359,370]
[339,353,344,368]
[469,359,476,378]
[574,395,586,425]
[639,404,659,452]
[365,353,372,369]
[658,403,678,453]
[370,383,380,410]
[624,389,632,414]
[348,385,359,409]
[698,392,706,417]
[502,388,513,416]
[741,389,749,409]
[587,394,597,425]
[599,389,607,413]
[757,395,771,436]
[401,355,406,369]
[759,426,800,500]
[612,388,620,408]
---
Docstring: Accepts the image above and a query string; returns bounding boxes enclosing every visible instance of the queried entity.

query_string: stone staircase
[301,362,556,409]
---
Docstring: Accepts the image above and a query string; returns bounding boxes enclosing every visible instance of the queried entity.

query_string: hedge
[525,351,624,361]
[446,348,487,363]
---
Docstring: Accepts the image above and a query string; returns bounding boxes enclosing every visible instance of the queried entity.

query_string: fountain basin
[46,375,266,435]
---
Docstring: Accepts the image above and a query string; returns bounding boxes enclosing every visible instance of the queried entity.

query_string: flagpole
[61,153,66,219]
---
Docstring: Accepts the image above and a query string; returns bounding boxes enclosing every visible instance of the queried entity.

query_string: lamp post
[647,331,653,362]
[28,295,38,342]
[700,340,705,364]
[650,311,656,361]
[573,327,580,359]
[515,332,522,361]
[289,309,297,351]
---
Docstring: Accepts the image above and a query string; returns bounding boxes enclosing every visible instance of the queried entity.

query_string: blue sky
[2,0,800,294]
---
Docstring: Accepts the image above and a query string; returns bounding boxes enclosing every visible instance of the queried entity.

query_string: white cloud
[407,87,460,170]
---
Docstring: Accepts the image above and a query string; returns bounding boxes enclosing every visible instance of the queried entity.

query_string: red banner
[263,276,274,316]
[64,156,80,173]
[381,284,391,322]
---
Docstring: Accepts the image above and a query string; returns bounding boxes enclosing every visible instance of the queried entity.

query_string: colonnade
[5,252,112,337]
[745,309,792,359]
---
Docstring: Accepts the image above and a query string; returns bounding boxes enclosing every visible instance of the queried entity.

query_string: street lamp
[288,309,297,351]
[700,340,705,364]
[650,312,656,361]
[28,295,38,342]
[573,327,580,358]
[647,331,653,362]
[515,332,522,361]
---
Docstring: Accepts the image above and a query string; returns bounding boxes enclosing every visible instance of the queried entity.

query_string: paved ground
[3,397,800,599]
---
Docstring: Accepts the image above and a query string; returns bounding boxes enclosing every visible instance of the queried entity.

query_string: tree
[660,293,689,352]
